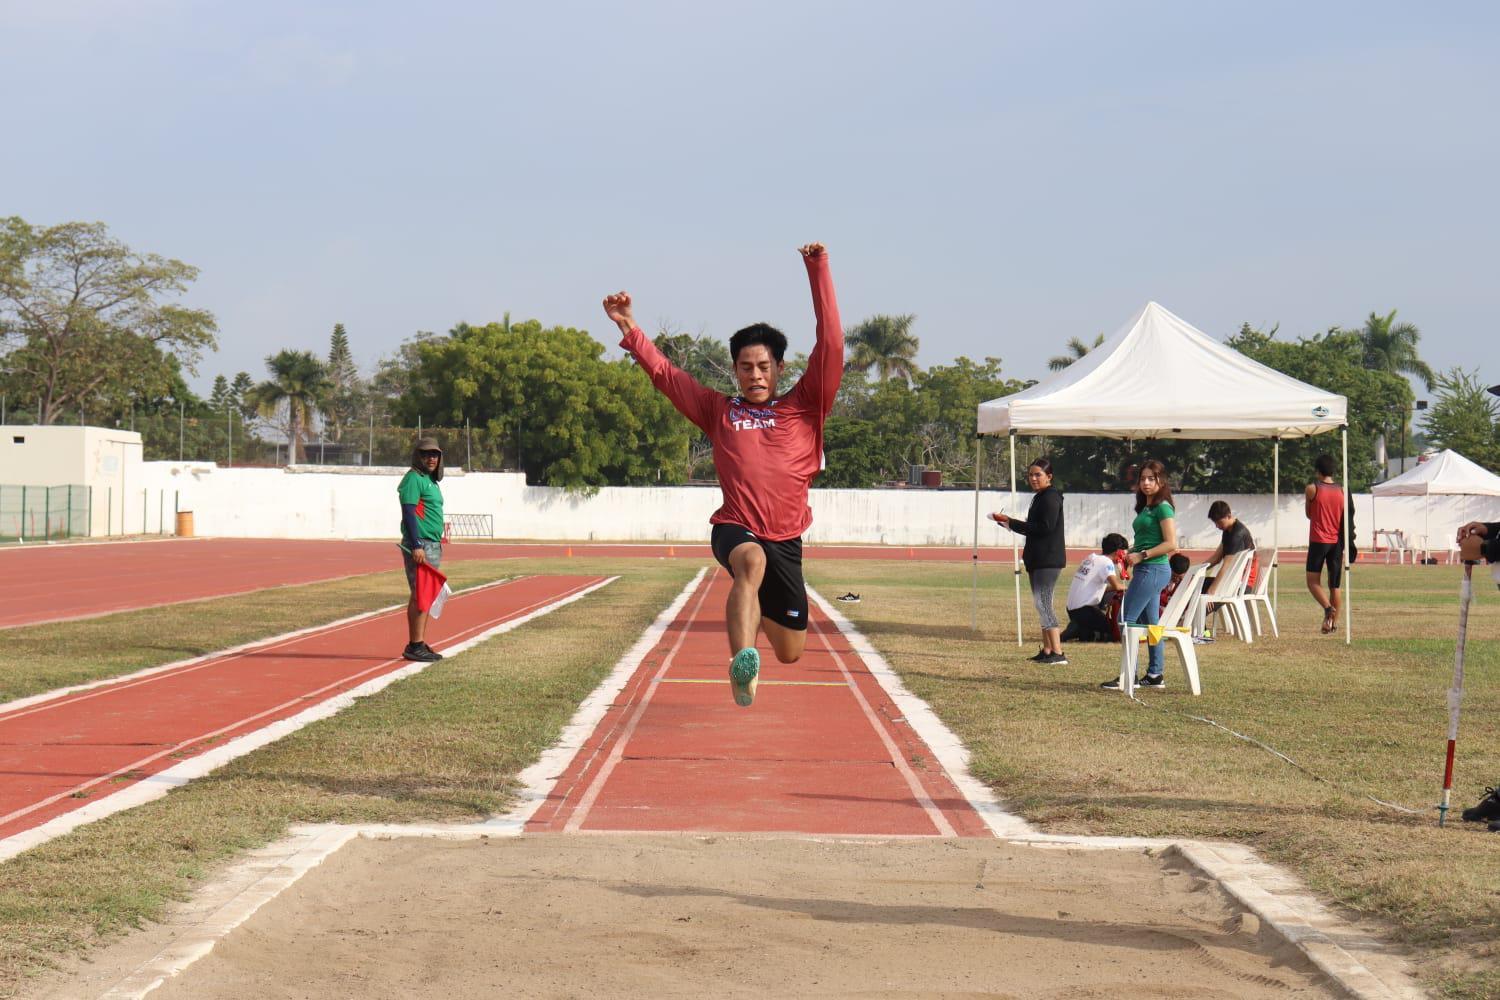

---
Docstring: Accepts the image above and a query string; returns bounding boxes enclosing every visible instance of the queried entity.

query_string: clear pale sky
[3,1,1495,402]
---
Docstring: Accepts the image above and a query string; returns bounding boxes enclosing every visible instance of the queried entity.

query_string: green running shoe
[729,647,760,707]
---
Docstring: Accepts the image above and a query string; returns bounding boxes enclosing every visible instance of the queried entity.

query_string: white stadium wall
[135,461,1500,554]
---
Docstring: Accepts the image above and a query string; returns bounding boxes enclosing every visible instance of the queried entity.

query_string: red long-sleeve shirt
[620,254,843,541]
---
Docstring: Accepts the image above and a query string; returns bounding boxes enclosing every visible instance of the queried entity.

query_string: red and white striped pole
[1438,561,1473,827]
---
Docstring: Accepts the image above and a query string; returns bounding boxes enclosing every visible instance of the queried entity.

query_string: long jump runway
[528,569,990,837]
[0,575,608,853]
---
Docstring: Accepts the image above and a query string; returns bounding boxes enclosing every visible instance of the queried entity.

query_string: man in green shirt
[398,437,446,662]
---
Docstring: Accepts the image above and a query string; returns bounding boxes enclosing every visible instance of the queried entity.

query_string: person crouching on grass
[604,242,842,708]
[398,437,446,662]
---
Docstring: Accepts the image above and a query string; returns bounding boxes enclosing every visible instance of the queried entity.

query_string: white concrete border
[87,569,1424,1000]
[0,576,615,864]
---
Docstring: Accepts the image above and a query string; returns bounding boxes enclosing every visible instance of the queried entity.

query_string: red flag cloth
[414,561,451,617]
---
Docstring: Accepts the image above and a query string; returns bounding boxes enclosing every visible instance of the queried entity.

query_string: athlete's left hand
[798,243,826,258]
[988,512,1009,525]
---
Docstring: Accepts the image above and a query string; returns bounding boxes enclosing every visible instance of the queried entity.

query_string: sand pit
[132,834,1334,999]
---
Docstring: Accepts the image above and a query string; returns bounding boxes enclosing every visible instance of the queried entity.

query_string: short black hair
[1169,553,1191,575]
[1101,532,1128,555]
[1207,500,1231,520]
[1314,454,1337,477]
[729,323,787,363]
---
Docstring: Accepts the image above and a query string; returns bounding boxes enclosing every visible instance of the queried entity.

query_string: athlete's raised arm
[790,242,843,416]
[604,291,721,432]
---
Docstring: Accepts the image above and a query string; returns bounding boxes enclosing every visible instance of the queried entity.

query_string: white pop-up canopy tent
[973,301,1354,641]
[1371,449,1500,555]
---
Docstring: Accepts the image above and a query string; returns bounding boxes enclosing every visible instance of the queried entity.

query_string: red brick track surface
[528,570,990,837]
[0,537,1187,631]
[0,575,606,844]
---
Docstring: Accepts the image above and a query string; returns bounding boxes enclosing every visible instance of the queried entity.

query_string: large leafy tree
[0,217,217,423]
[396,319,692,489]
[1423,368,1500,471]
[1046,333,1104,372]
[845,314,920,383]
[249,350,330,464]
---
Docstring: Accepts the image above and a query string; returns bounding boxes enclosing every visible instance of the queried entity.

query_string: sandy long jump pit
[141,834,1335,999]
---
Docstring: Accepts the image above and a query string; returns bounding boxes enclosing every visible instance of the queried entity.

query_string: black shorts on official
[710,523,809,632]
[1306,541,1343,588]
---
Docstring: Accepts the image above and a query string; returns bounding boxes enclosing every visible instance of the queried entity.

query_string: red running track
[527,570,990,837]
[0,537,1171,631]
[0,575,606,844]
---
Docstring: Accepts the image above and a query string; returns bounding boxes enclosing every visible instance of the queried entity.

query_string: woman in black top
[991,458,1068,664]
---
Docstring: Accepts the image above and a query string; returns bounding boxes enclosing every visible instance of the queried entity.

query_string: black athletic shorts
[1306,541,1344,588]
[710,523,808,631]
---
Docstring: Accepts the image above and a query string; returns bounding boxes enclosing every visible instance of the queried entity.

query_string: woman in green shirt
[1101,459,1179,689]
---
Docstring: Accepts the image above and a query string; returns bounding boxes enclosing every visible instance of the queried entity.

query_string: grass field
[805,557,1500,999]
[2,555,1497,998]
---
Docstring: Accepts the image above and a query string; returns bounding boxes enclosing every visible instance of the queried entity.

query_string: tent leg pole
[1273,438,1280,615]
[1011,433,1022,646]
[972,436,982,632]
[1342,426,1352,645]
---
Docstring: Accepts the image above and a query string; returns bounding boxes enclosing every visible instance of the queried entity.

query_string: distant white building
[0,425,144,537]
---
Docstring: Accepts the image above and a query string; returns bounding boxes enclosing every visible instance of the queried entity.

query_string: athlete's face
[733,344,784,404]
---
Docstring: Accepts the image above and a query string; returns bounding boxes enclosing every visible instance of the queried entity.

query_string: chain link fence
[0,485,90,540]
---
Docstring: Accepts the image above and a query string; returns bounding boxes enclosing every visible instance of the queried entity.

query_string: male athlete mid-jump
[603,243,843,707]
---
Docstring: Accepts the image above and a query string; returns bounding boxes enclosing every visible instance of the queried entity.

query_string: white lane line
[0,577,615,863]
[561,569,719,833]
[808,587,1034,837]
[808,615,956,837]
[0,575,531,722]
[486,568,707,834]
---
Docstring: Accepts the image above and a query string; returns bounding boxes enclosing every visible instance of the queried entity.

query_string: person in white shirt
[1061,533,1130,642]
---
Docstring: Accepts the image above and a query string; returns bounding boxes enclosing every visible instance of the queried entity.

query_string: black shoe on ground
[1489,819,1500,833]
[420,642,444,660]
[1040,652,1069,665]
[403,642,441,662]
[1461,785,1500,823]
[1028,649,1049,662]
[837,592,861,603]
[1099,676,1126,690]
[1137,673,1165,689]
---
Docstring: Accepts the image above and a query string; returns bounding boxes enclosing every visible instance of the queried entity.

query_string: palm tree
[1357,309,1434,389]
[845,314,920,383]
[1046,333,1105,372]
[250,350,331,464]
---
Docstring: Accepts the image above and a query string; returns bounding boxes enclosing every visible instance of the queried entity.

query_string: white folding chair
[1240,552,1279,638]
[1195,549,1255,643]
[1116,565,1206,696]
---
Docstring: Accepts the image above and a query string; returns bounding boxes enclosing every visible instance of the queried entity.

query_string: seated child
[1157,553,1193,612]
[1061,533,1130,642]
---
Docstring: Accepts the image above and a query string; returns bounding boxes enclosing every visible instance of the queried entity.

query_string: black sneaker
[1461,786,1500,823]
[836,592,861,603]
[1027,649,1049,662]
[1099,676,1126,690]
[419,642,444,660]
[403,642,441,662]
[1137,673,1165,689]
[1490,819,1500,833]
[1040,652,1069,665]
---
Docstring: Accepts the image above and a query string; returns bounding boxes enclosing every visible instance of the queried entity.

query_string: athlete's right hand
[1458,521,1490,542]
[603,291,635,331]
[411,547,427,566]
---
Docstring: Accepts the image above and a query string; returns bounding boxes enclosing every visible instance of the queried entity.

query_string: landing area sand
[119,834,1339,999]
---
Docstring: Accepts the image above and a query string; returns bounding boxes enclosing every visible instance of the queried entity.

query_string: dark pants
[1061,605,1114,642]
